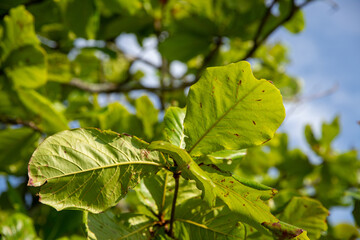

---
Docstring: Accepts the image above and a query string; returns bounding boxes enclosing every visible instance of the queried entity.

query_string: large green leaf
[184,61,285,156]
[0,128,39,175]
[28,128,167,213]
[86,211,154,240]
[4,45,47,88]
[174,198,244,239]
[277,197,328,239]
[148,141,216,207]
[163,107,186,148]
[17,88,68,134]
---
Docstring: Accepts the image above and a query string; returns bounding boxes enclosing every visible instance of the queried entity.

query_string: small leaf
[184,61,285,156]
[0,5,39,60]
[86,211,154,240]
[332,223,360,240]
[277,197,328,239]
[148,141,216,207]
[163,107,186,148]
[28,128,166,213]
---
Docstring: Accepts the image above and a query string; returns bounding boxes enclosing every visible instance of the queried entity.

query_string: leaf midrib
[188,81,265,154]
[42,161,164,182]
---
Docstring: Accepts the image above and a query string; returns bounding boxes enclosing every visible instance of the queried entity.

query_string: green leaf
[163,107,186,148]
[136,95,159,140]
[4,45,47,88]
[202,166,279,234]
[184,61,285,156]
[0,128,39,175]
[28,128,166,213]
[279,0,305,34]
[0,5,39,60]
[17,88,68,134]
[148,141,216,207]
[321,116,340,147]
[0,212,39,240]
[174,198,245,239]
[86,211,154,240]
[332,223,360,240]
[277,197,329,239]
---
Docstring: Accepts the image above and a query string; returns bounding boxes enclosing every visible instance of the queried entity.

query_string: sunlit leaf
[28,128,166,213]
[184,61,285,156]
[0,5,39,60]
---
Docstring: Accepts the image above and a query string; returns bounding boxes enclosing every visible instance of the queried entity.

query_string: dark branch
[241,0,316,61]
[194,36,223,82]
[0,116,41,132]
[168,170,180,238]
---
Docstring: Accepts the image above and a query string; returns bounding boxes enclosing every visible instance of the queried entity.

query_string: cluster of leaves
[0,0,358,239]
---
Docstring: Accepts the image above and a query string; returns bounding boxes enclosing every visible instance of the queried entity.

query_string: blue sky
[274,0,360,152]
[272,0,360,224]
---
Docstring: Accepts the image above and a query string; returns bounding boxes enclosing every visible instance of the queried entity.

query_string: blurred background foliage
[0,0,358,239]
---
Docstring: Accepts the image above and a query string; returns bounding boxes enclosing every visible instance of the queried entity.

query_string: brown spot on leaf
[255,99,262,101]
[229,181,234,184]
[243,204,245,206]
[64,150,67,154]
[252,120,256,125]
[268,80,273,84]
[221,179,225,183]
[262,139,271,144]
[234,133,240,137]
[238,80,242,85]
[262,90,265,92]
[241,69,244,72]
[200,102,202,108]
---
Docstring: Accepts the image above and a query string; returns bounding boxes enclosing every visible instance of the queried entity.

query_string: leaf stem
[169,170,180,237]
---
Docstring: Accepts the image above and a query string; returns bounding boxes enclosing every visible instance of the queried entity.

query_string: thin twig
[169,171,180,237]
[0,117,41,132]
[194,36,223,82]
[241,0,316,61]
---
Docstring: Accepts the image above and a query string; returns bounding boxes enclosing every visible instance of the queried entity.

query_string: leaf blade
[184,61,285,156]
[28,128,166,213]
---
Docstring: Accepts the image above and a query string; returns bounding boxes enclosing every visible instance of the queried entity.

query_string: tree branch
[241,0,316,61]
[0,116,41,132]
[168,170,180,238]
[194,36,223,82]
